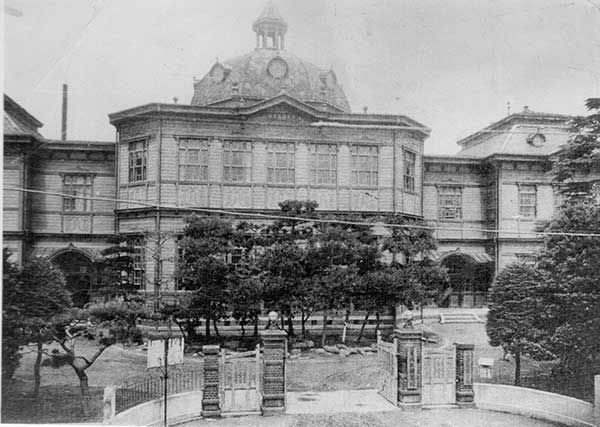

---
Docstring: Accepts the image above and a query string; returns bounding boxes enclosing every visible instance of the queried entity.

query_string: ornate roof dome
[191,2,351,113]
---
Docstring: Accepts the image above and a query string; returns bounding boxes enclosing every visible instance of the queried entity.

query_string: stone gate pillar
[260,324,287,415]
[455,343,475,406]
[201,345,221,418]
[395,328,423,408]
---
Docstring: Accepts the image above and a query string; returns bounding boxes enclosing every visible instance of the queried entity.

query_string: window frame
[518,184,537,218]
[350,145,379,187]
[267,142,295,184]
[178,138,209,182]
[62,174,94,213]
[403,149,416,192]
[223,140,252,183]
[437,186,462,220]
[128,139,147,183]
[310,143,337,186]
[131,237,146,289]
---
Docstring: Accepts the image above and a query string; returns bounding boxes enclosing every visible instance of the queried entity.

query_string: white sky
[4,0,600,154]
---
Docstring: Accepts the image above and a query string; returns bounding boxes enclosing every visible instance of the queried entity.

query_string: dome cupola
[253,1,287,50]
[191,1,351,112]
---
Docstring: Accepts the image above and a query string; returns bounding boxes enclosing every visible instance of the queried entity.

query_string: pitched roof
[255,1,286,25]
[4,94,44,141]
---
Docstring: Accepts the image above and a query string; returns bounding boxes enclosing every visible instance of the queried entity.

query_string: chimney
[523,105,530,114]
[61,83,68,141]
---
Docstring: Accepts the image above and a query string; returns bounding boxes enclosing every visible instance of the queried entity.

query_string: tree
[99,235,139,299]
[177,215,238,339]
[535,199,600,372]
[487,263,553,385]
[552,98,600,198]
[43,300,146,410]
[2,250,24,381]
[534,98,600,372]
[6,257,73,397]
[228,260,263,338]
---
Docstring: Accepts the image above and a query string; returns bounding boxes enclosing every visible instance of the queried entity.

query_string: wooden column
[455,343,475,406]
[102,385,116,424]
[260,328,287,415]
[201,345,221,417]
[395,328,423,408]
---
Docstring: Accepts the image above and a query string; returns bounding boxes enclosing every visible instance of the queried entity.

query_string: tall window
[223,141,251,182]
[403,150,416,192]
[438,186,462,219]
[63,175,93,212]
[310,144,337,185]
[518,185,537,218]
[351,145,378,186]
[179,138,209,181]
[128,140,147,182]
[131,237,146,288]
[267,142,295,184]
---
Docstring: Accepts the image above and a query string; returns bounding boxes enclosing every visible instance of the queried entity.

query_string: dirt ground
[1,318,591,424]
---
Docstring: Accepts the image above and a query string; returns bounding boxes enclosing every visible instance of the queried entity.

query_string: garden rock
[315,348,327,355]
[336,343,348,350]
[323,345,340,354]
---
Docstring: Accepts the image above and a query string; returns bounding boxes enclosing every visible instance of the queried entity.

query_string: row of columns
[256,31,285,50]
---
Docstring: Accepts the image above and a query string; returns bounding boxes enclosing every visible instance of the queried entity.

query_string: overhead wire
[5,186,600,238]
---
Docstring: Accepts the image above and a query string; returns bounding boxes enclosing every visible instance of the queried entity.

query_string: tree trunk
[301,310,307,337]
[205,317,211,338]
[33,340,43,398]
[321,313,328,347]
[212,318,221,338]
[287,316,294,337]
[357,313,369,342]
[73,366,91,416]
[514,351,521,386]
[253,314,259,337]
[241,321,246,338]
[375,311,381,335]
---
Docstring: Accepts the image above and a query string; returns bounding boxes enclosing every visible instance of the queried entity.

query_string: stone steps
[439,312,484,324]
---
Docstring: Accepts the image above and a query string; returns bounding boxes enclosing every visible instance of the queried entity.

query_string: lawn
[1,318,595,424]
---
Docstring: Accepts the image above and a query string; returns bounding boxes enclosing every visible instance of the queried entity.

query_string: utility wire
[5,186,600,238]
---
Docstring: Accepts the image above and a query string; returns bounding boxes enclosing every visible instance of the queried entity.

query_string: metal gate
[376,332,398,405]
[220,344,261,415]
[421,347,455,406]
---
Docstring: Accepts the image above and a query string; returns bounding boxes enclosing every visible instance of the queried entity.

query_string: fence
[115,370,203,414]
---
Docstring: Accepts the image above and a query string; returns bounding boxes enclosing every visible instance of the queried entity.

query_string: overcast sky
[5,0,600,154]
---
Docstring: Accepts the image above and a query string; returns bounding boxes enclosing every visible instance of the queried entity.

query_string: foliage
[99,235,140,298]
[552,98,600,198]
[535,199,600,371]
[44,300,147,404]
[177,215,239,338]
[487,263,553,384]
[228,260,263,337]
[2,250,24,380]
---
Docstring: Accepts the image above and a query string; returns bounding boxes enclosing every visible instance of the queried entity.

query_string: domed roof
[191,2,351,113]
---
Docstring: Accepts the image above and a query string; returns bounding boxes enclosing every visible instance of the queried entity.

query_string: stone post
[260,328,287,415]
[455,343,475,406]
[594,375,600,427]
[394,328,423,408]
[201,345,221,418]
[103,385,116,424]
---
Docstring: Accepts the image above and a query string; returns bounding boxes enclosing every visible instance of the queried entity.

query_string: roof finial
[253,1,287,50]
[507,100,511,115]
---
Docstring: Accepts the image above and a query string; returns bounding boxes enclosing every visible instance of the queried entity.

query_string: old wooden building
[3,3,576,307]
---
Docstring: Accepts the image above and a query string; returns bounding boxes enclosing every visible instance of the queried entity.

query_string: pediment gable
[242,96,324,123]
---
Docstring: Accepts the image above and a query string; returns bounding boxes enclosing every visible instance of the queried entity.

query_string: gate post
[260,316,287,416]
[455,343,475,407]
[394,328,423,408]
[201,345,221,418]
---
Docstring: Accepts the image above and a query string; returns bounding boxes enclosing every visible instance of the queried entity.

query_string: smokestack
[61,83,68,141]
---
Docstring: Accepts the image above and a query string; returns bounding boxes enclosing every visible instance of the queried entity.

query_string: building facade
[3,3,574,307]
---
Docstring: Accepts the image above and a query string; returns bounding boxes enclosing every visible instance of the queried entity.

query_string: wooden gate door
[376,333,398,405]
[421,348,455,406]
[220,344,261,415]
